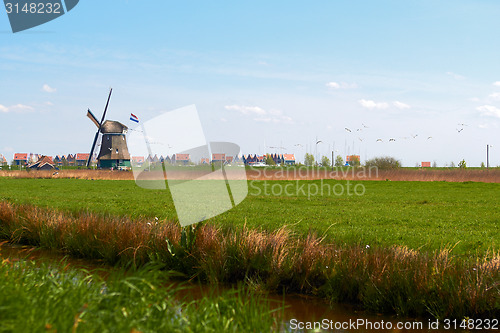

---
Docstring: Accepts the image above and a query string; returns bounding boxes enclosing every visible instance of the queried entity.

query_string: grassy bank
[0,258,283,332]
[0,178,498,254]
[0,201,498,319]
[1,167,500,183]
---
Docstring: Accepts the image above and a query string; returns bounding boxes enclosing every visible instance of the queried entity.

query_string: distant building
[0,154,7,167]
[54,155,66,166]
[131,156,145,167]
[174,153,190,165]
[28,153,41,164]
[13,153,28,166]
[66,154,76,166]
[76,153,90,167]
[346,155,360,166]
[28,155,56,170]
[200,158,210,164]
[283,154,295,165]
[212,153,225,164]
[421,161,431,168]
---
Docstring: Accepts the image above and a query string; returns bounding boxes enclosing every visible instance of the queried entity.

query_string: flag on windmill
[130,113,139,123]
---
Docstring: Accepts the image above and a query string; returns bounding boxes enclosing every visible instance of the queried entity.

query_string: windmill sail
[86,88,113,167]
[87,110,100,128]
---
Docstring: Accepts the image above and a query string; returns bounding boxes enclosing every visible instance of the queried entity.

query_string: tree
[458,159,467,169]
[304,153,315,166]
[364,156,401,169]
[481,162,485,168]
[321,155,331,167]
[450,161,456,168]
[334,155,344,167]
[265,155,276,166]
[432,161,437,168]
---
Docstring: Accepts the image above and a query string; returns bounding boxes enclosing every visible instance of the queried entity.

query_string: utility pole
[487,144,490,169]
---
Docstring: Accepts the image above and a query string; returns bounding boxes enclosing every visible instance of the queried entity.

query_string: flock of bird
[269,123,469,153]
[341,123,468,143]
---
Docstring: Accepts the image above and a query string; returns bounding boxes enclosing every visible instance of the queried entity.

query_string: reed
[0,259,283,332]
[0,200,498,319]
[2,167,500,182]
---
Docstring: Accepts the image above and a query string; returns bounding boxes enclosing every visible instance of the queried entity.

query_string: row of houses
[3,153,93,167]
[131,153,297,166]
[1,152,297,169]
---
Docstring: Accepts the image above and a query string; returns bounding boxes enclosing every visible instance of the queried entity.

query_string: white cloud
[220,117,227,122]
[326,81,357,89]
[0,104,34,113]
[477,105,500,118]
[225,105,266,115]
[446,71,465,80]
[359,99,389,110]
[393,101,411,109]
[225,104,292,123]
[493,81,500,87]
[488,92,500,101]
[326,82,340,89]
[45,101,54,106]
[42,84,57,93]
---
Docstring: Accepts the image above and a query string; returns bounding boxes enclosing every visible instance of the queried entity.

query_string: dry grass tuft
[0,200,498,319]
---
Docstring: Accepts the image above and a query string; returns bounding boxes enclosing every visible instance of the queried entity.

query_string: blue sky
[1,1,499,166]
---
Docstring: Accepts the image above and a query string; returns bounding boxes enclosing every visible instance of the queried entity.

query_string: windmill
[86,89,131,169]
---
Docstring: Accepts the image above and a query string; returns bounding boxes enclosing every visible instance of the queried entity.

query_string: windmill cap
[101,120,128,134]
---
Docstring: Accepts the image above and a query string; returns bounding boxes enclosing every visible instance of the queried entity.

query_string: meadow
[0,177,498,255]
[0,175,498,320]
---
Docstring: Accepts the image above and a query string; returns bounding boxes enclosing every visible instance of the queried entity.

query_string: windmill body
[97,120,131,169]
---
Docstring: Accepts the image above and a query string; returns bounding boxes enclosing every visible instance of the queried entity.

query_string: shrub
[334,155,344,167]
[364,156,401,169]
[321,155,331,167]
[304,153,315,166]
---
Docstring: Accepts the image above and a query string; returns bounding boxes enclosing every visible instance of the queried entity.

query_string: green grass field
[0,178,498,255]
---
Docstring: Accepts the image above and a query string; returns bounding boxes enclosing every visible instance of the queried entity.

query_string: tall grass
[0,201,498,319]
[0,259,283,332]
[1,167,500,182]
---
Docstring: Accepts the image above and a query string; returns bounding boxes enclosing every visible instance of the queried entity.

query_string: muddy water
[0,243,471,332]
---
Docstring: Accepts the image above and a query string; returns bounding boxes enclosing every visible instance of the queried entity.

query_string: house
[13,153,28,166]
[131,156,145,167]
[28,153,41,164]
[200,158,210,165]
[212,153,225,163]
[0,154,7,167]
[346,155,360,166]
[283,154,295,165]
[174,153,190,165]
[66,154,76,166]
[28,155,56,170]
[421,162,431,168]
[54,155,66,166]
[76,153,90,167]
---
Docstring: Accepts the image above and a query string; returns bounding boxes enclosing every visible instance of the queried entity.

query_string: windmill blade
[99,88,113,126]
[87,131,101,167]
[86,88,113,167]
[86,109,100,128]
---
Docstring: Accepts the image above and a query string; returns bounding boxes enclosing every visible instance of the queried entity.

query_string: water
[0,242,481,332]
